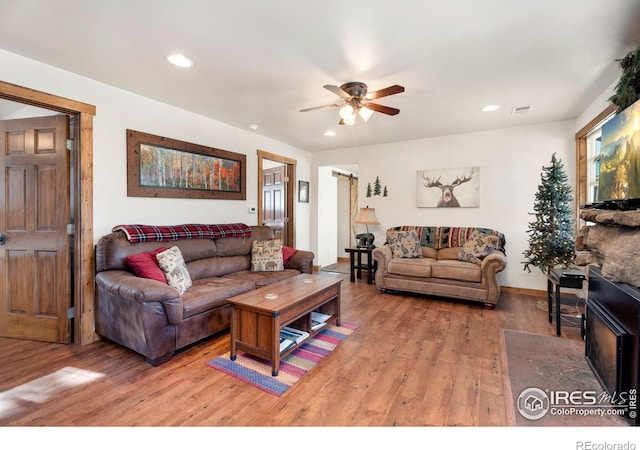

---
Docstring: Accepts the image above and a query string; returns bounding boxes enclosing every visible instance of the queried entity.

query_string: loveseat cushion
[458,230,502,264]
[224,269,302,288]
[181,277,255,319]
[387,230,422,258]
[388,257,433,277]
[431,259,482,282]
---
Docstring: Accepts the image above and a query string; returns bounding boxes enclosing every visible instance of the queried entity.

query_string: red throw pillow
[126,247,168,283]
[282,245,297,265]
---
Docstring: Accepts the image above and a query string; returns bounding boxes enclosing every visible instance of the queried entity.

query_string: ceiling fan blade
[299,103,342,112]
[366,85,405,100]
[324,84,351,99]
[366,102,400,116]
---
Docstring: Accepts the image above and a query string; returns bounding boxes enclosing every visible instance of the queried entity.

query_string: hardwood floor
[0,271,584,427]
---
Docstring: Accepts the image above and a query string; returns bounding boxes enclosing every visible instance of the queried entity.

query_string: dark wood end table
[547,268,585,336]
[345,247,376,284]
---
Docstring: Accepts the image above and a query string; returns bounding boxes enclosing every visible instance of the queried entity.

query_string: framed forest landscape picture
[127,129,246,200]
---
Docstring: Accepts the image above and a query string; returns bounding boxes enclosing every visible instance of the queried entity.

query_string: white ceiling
[1,0,639,152]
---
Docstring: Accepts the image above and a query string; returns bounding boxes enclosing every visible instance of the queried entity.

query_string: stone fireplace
[577,208,640,426]
[576,208,640,289]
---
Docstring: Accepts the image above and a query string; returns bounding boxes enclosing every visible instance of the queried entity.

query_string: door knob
[0,234,5,245]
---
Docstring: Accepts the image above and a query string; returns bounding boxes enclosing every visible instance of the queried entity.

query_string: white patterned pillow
[251,239,284,272]
[458,231,500,265]
[387,230,422,258]
[156,246,192,294]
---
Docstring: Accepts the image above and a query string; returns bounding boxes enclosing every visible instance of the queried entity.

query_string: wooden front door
[0,115,72,343]
[261,165,287,242]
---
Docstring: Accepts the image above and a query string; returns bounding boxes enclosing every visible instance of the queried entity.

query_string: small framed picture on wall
[298,180,309,203]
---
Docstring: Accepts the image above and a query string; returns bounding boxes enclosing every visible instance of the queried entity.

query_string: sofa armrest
[480,250,507,275]
[286,249,314,274]
[95,270,183,324]
[372,245,393,286]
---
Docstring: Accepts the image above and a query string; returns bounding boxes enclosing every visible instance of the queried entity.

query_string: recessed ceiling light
[248,124,259,130]
[324,130,336,136]
[167,53,193,68]
[482,104,500,112]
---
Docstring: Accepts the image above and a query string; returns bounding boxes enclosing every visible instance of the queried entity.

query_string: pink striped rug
[207,322,358,396]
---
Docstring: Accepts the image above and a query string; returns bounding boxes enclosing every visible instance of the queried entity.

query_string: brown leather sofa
[372,226,507,309]
[95,225,314,365]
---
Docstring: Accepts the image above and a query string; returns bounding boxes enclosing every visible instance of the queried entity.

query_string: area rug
[320,263,350,275]
[207,322,358,396]
[503,329,629,427]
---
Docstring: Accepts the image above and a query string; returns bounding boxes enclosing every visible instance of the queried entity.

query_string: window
[586,128,602,204]
[575,104,616,226]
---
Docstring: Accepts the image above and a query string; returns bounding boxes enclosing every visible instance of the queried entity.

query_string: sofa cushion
[251,239,284,271]
[437,247,461,261]
[422,246,437,259]
[224,269,301,287]
[388,257,433,277]
[156,246,193,294]
[387,230,422,258]
[431,259,482,282]
[126,247,168,282]
[181,277,255,319]
[458,231,501,264]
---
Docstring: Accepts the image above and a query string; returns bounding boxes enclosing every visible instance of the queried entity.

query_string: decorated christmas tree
[523,153,576,273]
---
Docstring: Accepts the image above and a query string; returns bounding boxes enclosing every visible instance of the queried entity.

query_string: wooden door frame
[257,149,296,247]
[0,80,96,345]
[574,103,617,227]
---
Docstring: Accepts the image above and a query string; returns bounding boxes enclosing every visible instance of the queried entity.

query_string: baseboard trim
[501,285,546,298]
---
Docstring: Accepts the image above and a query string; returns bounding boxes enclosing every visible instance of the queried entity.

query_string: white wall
[0,49,312,250]
[312,120,577,290]
[316,166,338,267]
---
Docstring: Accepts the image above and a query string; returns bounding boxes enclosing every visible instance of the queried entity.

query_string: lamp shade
[354,207,380,225]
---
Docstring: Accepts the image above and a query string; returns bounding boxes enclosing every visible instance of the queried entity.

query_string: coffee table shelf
[229,273,342,376]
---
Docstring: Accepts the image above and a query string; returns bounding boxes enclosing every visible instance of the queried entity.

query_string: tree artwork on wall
[366,176,388,198]
[126,129,246,200]
[522,153,575,274]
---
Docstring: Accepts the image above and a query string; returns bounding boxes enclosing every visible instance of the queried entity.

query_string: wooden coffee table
[229,273,342,376]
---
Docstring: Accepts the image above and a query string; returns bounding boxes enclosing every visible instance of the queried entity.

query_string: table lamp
[354,206,380,249]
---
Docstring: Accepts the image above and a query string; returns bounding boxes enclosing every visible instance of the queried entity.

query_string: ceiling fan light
[359,106,373,122]
[343,115,356,126]
[339,104,354,120]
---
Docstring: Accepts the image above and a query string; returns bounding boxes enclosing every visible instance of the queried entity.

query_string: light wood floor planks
[0,271,583,427]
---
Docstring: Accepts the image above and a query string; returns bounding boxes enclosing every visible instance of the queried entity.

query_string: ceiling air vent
[511,105,533,115]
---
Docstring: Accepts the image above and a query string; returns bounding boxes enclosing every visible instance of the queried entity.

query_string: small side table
[547,268,585,336]
[345,247,376,284]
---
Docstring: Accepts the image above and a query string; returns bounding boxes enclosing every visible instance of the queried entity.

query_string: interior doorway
[257,149,296,247]
[0,113,72,343]
[0,81,96,345]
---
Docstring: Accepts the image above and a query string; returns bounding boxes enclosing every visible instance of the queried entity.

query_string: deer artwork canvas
[416,166,480,207]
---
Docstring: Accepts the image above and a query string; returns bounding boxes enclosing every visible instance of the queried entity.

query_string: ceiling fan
[300,81,405,126]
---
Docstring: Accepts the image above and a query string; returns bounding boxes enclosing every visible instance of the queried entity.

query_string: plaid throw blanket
[112,223,252,243]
